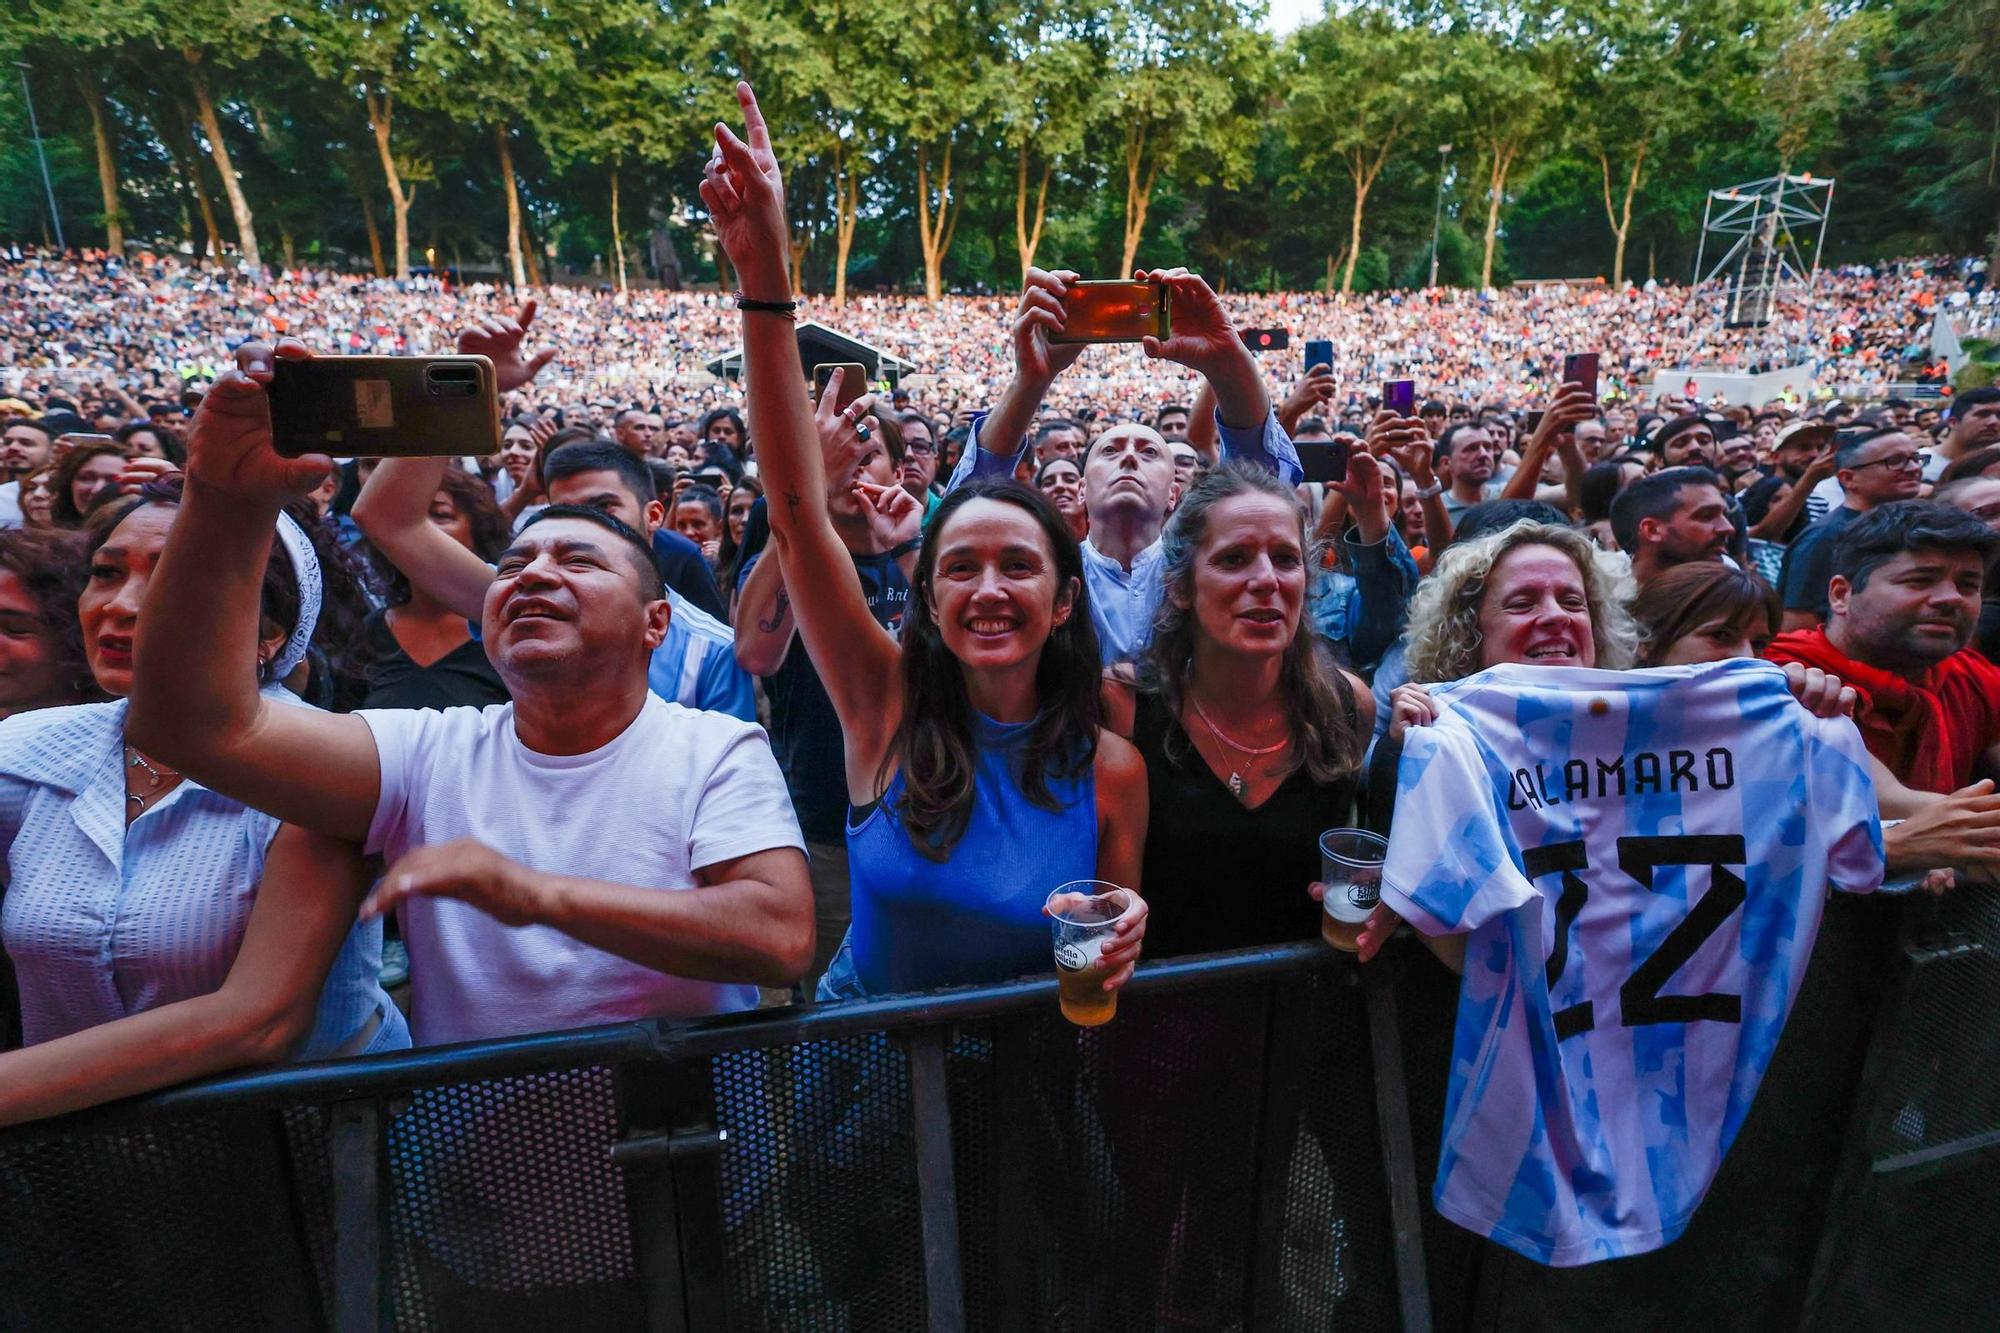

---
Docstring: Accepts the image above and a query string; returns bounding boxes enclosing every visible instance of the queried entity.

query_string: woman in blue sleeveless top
[707,87,1149,1001]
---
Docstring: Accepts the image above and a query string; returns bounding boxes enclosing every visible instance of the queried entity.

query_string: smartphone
[54,433,117,452]
[1382,380,1416,416]
[1049,280,1170,345]
[1521,410,1546,437]
[1562,352,1600,397]
[1296,439,1349,485]
[813,362,870,412]
[269,355,498,458]
[1305,340,1334,375]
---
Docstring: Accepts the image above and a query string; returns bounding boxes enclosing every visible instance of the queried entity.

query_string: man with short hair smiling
[1609,465,1736,584]
[1780,428,1928,630]
[1768,501,2000,793]
[128,342,814,1047]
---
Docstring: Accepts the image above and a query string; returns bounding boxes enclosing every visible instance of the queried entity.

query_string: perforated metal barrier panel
[4,913,1999,1333]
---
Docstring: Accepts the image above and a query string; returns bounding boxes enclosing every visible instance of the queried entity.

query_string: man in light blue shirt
[944,266,1301,664]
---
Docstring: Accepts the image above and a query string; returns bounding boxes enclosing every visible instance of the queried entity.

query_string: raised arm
[125,342,382,842]
[0,824,380,1126]
[1500,383,1596,505]
[1139,267,1299,484]
[941,269,1085,495]
[703,83,904,778]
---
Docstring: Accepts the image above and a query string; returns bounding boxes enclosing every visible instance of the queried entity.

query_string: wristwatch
[1415,479,1446,500]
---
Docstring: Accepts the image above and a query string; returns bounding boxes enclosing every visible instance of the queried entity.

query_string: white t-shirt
[359,694,803,1044]
[0,481,21,529]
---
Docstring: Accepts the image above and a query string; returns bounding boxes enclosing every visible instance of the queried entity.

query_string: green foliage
[0,0,1988,291]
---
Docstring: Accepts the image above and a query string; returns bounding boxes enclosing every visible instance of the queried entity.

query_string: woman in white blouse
[0,477,406,1125]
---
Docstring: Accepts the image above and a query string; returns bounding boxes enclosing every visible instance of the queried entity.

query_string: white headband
[269,511,322,681]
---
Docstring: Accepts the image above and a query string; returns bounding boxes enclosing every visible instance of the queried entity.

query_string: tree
[1441,23,1556,288]
[994,0,1101,276]
[1103,0,1268,276]
[1285,12,1444,292]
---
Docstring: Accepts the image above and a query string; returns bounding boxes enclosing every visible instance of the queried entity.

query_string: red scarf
[1766,628,2000,793]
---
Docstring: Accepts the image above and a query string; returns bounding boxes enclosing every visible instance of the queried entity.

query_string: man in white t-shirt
[128,339,813,1046]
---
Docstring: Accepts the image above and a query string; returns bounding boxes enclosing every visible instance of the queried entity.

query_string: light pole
[14,62,66,252]
[1427,143,1452,289]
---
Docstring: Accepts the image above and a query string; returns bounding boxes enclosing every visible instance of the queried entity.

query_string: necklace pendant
[1227,772,1245,801]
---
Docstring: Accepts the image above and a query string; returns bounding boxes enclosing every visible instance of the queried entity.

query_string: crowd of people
[4,80,2000,1285]
[3,233,1990,426]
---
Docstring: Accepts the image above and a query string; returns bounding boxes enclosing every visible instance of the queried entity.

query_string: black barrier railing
[3,885,1998,1333]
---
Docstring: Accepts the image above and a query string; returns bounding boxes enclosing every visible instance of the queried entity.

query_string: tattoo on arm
[757,589,791,635]
[784,489,802,515]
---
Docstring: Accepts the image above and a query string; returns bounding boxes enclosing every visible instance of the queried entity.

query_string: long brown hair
[886,480,1101,859]
[1144,462,1362,782]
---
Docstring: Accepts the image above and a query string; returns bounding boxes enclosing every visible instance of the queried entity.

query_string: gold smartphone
[1050,280,1171,345]
[268,355,500,458]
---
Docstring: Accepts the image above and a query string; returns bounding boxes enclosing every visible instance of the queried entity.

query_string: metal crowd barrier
[2,885,1996,1332]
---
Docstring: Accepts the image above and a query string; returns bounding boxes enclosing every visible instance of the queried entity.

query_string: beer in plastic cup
[1046,881,1133,1027]
[1319,829,1387,952]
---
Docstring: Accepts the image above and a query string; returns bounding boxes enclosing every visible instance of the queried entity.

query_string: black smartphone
[1522,410,1546,437]
[1383,380,1416,416]
[1240,327,1290,351]
[1296,439,1349,485]
[1305,339,1334,374]
[1563,352,1600,397]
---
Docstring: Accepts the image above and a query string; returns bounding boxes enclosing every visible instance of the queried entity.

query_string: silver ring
[856,423,873,441]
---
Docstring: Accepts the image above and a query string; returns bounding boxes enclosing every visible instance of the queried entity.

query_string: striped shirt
[1382,659,1882,1265]
[649,588,755,721]
[0,691,405,1059]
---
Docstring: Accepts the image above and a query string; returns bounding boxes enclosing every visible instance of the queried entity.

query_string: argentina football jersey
[1381,658,1883,1266]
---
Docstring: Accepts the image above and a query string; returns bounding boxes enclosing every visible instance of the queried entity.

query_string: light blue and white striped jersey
[1382,658,1883,1267]
[648,588,755,723]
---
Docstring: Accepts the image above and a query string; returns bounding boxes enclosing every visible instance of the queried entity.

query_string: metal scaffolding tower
[1692,173,1835,327]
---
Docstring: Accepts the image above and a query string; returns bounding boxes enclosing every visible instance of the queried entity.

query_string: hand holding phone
[1305,340,1335,375]
[814,362,870,412]
[1562,352,1600,397]
[1382,380,1417,417]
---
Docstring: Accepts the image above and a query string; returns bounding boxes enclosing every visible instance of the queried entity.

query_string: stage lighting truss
[1692,173,1836,327]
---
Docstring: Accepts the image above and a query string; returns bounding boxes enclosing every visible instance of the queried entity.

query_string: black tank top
[1133,682,1360,959]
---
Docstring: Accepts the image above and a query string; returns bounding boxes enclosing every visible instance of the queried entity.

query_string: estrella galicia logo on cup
[1055,942,1089,971]
[1347,881,1380,911]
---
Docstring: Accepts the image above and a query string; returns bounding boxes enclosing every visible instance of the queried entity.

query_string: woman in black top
[1105,460,1374,957]
[357,468,510,711]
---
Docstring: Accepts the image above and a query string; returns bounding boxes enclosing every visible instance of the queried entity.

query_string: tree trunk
[1599,144,1646,288]
[156,98,219,261]
[1340,140,1395,294]
[185,59,260,269]
[610,168,628,294]
[789,231,811,295]
[350,151,387,277]
[915,139,957,304]
[1015,146,1051,278]
[1120,124,1159,277]
[279,225,295,269]
[497,123,527,288]
[1480,142,1515,290]
[833,141,859,306]
[77,73,123,253]
[364,87,414,280]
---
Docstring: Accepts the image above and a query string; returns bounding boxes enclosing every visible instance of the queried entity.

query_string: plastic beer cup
[1319,829,1387,952]
[1046,881,1133,1027]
